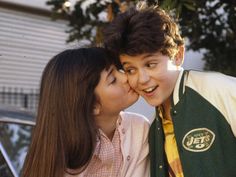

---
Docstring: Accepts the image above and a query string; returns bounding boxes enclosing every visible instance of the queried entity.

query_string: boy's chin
[143,98,160,107]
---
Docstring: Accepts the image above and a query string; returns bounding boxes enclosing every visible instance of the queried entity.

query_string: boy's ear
[174,45,185,66]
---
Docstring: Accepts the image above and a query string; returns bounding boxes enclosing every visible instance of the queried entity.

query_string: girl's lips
[128,87,135,93]
[131,89,138,95]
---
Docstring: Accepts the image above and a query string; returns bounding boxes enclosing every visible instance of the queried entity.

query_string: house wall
[0,5,72,92]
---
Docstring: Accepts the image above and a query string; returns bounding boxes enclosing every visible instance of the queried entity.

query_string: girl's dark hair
[21,47,116,177]
[104,4,184,58]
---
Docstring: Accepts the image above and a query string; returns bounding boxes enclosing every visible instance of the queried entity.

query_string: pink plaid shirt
[65,112,150,177]
[83,126,123,177]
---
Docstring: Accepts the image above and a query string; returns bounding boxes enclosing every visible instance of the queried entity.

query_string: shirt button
[173,110,177,115]
[122,128,125,134]
[127,155,131,161]
[159,165,163,169]
[157,127,160,131]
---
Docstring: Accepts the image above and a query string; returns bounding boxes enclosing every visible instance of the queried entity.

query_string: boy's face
[120,51,182,107]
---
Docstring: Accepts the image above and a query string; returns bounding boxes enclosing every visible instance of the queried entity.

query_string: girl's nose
[117,69,128,83]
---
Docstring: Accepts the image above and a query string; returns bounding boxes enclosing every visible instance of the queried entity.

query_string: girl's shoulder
[120,111,150,126]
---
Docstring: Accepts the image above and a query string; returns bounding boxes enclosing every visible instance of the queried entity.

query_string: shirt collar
[173,68,185,105]
[93,114,123,160]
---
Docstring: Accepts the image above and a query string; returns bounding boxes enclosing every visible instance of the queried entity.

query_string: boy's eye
[118,69,125,73]
[124,68,136,75]
[146,63,157,68]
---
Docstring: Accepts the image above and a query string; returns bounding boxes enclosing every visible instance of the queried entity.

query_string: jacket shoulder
[186,71,236,136]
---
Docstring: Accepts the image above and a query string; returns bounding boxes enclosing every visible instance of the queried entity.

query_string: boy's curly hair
[103,2,184,59]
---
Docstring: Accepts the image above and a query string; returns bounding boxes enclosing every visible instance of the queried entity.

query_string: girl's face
[94,65,139,116]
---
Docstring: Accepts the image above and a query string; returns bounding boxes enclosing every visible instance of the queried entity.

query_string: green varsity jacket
[149,70,236,177]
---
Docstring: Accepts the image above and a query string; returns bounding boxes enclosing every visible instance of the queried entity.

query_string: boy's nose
[138,70,150,84]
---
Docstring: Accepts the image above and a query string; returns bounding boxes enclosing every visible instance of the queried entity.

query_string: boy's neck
[161,98,172,120]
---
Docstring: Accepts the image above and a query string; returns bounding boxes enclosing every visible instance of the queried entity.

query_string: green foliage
[46,0,236,76]
[177,0,236,76]
[47,0,130,43]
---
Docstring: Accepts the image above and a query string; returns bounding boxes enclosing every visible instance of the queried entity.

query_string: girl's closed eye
[110,77,117,84]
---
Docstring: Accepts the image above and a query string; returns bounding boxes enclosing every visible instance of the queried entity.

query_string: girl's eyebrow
[106,67,114,80]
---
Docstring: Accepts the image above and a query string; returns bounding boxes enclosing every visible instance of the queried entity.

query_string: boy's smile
[120,51,182,107]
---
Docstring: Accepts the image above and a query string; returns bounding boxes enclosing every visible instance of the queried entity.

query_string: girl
[21,47,149,177]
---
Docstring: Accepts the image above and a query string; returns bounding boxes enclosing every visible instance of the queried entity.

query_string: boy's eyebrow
[143,53,156,58]
[122,53,156,65]
[122,62,129,66]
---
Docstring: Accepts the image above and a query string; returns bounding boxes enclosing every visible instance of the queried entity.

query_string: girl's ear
[174,45,185,66]
[93,104,101,116]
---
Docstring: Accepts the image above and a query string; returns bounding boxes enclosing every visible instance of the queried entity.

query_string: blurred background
[0,0,235,118]
[0,1,235,176]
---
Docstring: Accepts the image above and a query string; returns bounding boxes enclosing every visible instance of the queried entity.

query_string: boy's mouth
[143,86,158,94]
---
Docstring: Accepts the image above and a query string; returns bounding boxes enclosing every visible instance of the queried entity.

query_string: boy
[104,3,236,177]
